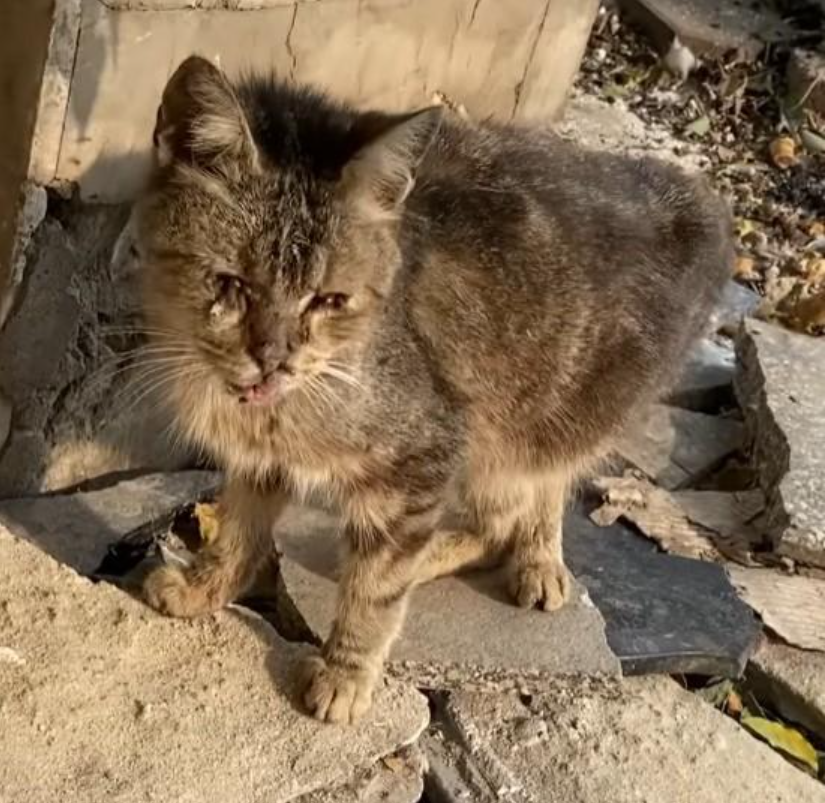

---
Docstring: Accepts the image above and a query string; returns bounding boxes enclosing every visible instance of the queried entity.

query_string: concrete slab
[58,0,598,201]
[276,506,621,690]
[735,318,825,568]
[0,471,219,574]
[617,403,744,489]
[0,522,429,803]
[296,746,425,803]
[426,677,825,803]
[748,640,825,740]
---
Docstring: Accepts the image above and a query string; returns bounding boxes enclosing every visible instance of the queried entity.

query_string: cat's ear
[343,106,443,218]
[153,55,258,171]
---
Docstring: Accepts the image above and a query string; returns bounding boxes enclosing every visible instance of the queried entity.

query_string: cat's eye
[309,292,349,313]
[215,273,245,300]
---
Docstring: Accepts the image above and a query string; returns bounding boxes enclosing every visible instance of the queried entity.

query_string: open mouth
[236,376,287,406]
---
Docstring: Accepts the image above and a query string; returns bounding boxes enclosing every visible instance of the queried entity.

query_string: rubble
[729,565,825,651]
[748,639,825,739]
[0,522,429,803]
[736,318,825,568]
[425,676,825,802]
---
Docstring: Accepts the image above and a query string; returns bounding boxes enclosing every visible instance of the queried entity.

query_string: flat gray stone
[426,677,825,803]
[667,337,735,412]
[617,403,744,489]
[0,471,219,574]
[748,639,825,739]
[0,523,429,803]
[276,506,620,689]
[735,318,825,568]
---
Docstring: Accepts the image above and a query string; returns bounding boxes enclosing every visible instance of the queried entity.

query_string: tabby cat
[135,56,732,723]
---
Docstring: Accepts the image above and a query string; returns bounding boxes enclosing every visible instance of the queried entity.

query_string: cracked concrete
[0,521,429,803]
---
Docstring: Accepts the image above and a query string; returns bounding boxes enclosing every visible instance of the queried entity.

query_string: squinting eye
[215,273,245,300]
[310,292,349,312]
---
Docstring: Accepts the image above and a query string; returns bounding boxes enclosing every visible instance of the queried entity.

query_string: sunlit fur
[136,56,733,724]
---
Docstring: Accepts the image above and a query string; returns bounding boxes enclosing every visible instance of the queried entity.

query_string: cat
[135,55,733,724]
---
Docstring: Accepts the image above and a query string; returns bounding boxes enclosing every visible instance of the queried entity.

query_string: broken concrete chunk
[748,640,825,741]
[427,677,825,803]
[275,505,620,689]
[296,746,425,803]
[729,565,825,652]
[0,471,220,575]
[735,318,825,568]
[0,523,429,803]
[618,0,790,61]
[617,403,744,489]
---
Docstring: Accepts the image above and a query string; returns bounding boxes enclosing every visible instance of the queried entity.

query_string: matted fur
[136,56,733,723]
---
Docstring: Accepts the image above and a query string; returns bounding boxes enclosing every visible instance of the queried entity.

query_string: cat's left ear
[153,55,259,172]
[343,106,443,218]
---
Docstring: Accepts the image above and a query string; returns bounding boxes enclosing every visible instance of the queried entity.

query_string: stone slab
[425,676,825,803]
[735,318,825,568]
[618,0,790,60]
[0,471,219,574]
[0,522,429,803]
[565,511,761,676]
[666,337,735,413]
[617,403,744,490]
[276,505,621,688]
[59,0,598,201]
[748,639,825,740]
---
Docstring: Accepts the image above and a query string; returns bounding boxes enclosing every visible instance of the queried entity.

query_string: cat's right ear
[153,55,258,172]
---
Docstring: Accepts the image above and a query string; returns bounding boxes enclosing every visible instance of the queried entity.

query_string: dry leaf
[784,288,825,334]
[741,715,819,773]
[194,502,220,543]
[769,136,798,169]
[726,690,744,717]
[808,221,825,238]
[734,254,758,280]
[802,257,825,286]
[381,755,406,773]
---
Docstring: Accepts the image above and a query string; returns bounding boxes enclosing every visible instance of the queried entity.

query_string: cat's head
[134,56,441,409]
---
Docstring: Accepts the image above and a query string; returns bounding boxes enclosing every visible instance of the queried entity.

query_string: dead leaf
[802,257,825,286]
[784,287,825,334]
[734,255,759,280]
[800,127,825,155]
[769,136,798,169]
[194,502,220,543]
[726,690,744,717]
[685,115,711,138]
[741,715,819,773]
[697,678,733,708]
[728,566,825,651]
[808,221,825,238]
[381,755,406,773]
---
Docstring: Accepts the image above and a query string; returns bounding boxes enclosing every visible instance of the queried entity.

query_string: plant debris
[580,3,825,337]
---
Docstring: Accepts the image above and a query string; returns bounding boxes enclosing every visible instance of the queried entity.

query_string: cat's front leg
[143,477,285,618]
[301,497,439,724]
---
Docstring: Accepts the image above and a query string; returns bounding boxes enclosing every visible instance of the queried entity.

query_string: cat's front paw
[143,564,214,618]
[509,556,572,612]
[299,654,376,724]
